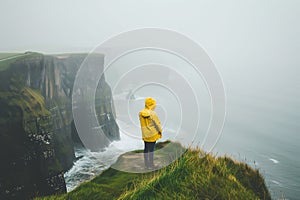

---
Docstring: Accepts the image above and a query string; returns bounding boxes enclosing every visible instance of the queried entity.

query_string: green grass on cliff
[0,52,41,71]
[0,87,50,126]
[0,53,22,59]
[37,142,271,200]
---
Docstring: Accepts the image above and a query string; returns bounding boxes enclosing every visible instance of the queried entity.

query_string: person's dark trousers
[144,141,156,168]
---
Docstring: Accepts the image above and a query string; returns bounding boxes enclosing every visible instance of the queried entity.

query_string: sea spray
[64,130,144,191]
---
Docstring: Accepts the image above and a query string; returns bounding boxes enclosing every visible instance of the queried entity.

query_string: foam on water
[269,158,279,164]
[64,127,146,192]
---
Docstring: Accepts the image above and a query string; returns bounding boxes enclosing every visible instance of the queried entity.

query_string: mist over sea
[66,82,299,199]
[64,48,300,199]
[0,1,298,199]
[214,56,300,199]
[215,86,300,199]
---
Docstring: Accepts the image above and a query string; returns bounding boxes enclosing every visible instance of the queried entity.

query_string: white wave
[269,158,279,164]
[64,129,144,192]
[271,180,282,186]
[64,119,179,192]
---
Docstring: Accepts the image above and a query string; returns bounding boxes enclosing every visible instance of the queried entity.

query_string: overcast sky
[1,0,299,55]
[1,0,299,95]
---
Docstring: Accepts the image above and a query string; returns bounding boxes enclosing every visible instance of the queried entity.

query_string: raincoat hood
[140,108,151,117]
[145,97,156,110]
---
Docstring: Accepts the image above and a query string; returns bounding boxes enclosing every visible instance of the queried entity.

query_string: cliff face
[0,53,119,199]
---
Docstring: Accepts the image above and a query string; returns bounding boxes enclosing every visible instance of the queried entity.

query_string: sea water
[65,88,300,199]
[65,55,300,199]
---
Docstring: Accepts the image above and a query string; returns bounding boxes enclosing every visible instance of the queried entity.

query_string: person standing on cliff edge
[139,97,162,169]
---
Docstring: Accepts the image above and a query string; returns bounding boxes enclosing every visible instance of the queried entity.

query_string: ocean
[65,53,300,199]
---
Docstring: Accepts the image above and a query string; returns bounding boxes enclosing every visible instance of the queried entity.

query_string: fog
[1,1,299,56]
[1,1,299,93]
[1,0,300,198]
[1,0,299,97]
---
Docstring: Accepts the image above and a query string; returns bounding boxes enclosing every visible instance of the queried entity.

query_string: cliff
[0,53,119,199]
[36,141,271,200]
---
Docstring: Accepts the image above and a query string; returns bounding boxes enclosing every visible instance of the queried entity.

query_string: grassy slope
[0,53,22,59]
[0,52,42,71]
[37,142,271,200]
[0,87,50,126]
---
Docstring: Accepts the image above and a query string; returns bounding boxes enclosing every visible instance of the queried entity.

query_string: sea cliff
[0,53,119,199]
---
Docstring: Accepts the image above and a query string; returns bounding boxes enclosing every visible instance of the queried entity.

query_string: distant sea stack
[0,53,120,199]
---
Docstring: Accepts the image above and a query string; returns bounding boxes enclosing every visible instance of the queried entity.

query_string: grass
[0,52,42,72]
[0,53,22,60]
[0,52,51,128]
[36,141,271,200]
[0,87,50,129]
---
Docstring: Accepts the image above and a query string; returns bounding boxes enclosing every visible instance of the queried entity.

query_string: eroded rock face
[0,53,119,199]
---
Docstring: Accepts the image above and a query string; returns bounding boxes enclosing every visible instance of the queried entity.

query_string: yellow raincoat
[139,97,162,142]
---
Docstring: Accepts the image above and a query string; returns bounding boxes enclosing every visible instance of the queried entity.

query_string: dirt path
[111,142,186,173]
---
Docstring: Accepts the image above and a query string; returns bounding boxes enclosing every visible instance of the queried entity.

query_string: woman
[139,97,162,169]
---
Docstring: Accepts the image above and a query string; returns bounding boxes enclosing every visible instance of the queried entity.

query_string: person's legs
[144,141,150,167]
[148,142,156,167]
